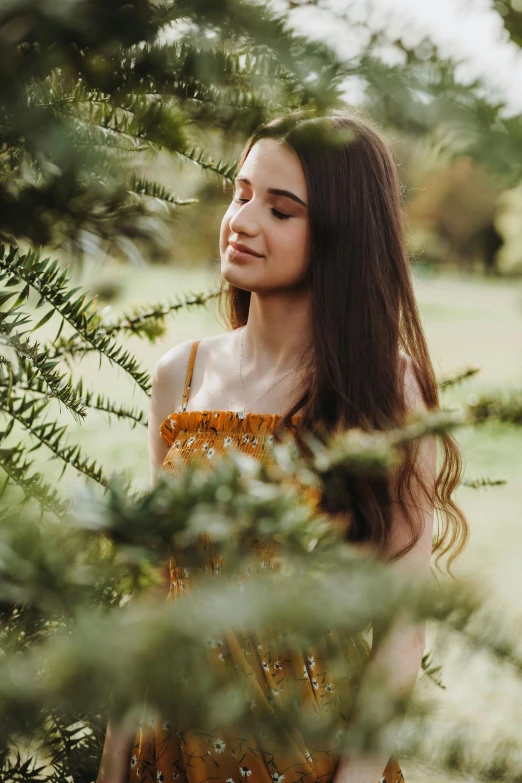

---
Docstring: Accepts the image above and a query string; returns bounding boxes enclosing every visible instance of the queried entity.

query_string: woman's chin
[221,263,255,291]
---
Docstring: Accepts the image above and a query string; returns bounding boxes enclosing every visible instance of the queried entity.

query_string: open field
[61,264,522,781]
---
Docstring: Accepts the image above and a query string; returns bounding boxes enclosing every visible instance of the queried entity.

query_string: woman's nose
[228,200,260,236]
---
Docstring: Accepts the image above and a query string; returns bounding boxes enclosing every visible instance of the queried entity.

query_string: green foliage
[468,390,522,426]
[0,382,109,486]
[55,289,219,352]
[439,366,481,390]
[0,7,351,773]
[0,428,521,780]
[0,0,344,259]
[0,241,148,509]
[0,311,85,418]
[0,441,65,515]
[0,240,219,510]
[0,245,151,393]
[461,476,507,489]
[499,2,522,47]
[0,0,521,780]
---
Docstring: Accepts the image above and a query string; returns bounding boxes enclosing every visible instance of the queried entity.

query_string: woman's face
[220,138,309,292]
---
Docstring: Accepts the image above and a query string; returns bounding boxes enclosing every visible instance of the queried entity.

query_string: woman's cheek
[219,212,231,252]
[286,226,309,280]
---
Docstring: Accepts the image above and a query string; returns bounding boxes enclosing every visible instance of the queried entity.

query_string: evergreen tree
[0,0,345,511]
[0,1,521,781]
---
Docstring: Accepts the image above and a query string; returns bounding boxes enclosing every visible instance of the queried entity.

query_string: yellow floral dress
[130,341,406,783]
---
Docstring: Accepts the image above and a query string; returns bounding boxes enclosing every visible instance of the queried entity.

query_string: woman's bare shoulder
[152,333,228,398]
[153,339,194,392]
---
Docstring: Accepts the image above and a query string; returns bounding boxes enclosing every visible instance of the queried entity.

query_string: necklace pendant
[237,410,246,420]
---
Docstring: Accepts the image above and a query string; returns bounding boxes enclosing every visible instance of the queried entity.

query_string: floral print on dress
[130,410,406,783]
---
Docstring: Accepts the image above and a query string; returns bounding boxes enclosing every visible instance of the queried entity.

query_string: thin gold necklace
[230,327,298,419]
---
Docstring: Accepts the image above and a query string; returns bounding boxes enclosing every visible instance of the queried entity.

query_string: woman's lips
[227,244,264,261]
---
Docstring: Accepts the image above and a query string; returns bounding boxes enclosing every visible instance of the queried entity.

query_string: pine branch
[128,176,198,207]
[0,311,86,419]
[3,365,147,429]
[175,145,237,182]
[45,710,101,781]
[77,381,147,428]
[439,366,481,390]
[0,748,47,782]
[121,40,291,94]
[50,290,217,354]
[68,120,153,154]
[306,409,466,481]
[0,387,109,488]
[68,112,157,154]
[67,92,237,182]
[104,290,218,338]
[420,651,445,690]
[0,442,65,516]
[461,476,507,489]
[0,245,151,395]
[468,391,522,426]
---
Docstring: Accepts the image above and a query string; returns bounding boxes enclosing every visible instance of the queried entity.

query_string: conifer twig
[0,245,151,395]
[439,366,481,390]
[461,476,507,489]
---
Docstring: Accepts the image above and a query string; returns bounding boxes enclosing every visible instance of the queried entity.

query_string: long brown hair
[219,108,468,573]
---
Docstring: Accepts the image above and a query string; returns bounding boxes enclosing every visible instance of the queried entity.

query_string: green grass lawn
[61,264,522,781]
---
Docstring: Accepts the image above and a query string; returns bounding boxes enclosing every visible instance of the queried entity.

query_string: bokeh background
[2,0,522,780]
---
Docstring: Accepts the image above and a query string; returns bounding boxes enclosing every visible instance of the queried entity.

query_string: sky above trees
[280,0,522,115]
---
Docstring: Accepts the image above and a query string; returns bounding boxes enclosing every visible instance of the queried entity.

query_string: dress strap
[181,340,200,411]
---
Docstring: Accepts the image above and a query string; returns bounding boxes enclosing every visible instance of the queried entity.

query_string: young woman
[97,108,468,783]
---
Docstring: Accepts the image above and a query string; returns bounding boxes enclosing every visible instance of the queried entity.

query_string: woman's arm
[97,344,191,783]
[96,717,134,783]
[334,361,436,783]
[148,342,193,485]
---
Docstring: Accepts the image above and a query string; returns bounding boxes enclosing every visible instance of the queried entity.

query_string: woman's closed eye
[233,197,291,221]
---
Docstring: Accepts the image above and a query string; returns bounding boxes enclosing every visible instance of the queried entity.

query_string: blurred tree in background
[1,1,522,782]
[281,0,522,274]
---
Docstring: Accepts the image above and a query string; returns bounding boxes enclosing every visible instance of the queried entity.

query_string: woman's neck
[243,289,312,375]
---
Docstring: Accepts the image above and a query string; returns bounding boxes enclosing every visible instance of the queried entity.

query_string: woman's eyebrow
[235,176,308,208]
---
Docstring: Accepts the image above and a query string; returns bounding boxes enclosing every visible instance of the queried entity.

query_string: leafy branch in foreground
[174,144,238,182]
[79,385,147,429]
[0,392,520,777]
[0,310,86,419]
[461,476,507,489]
[103,290,219,339]
[129,176,199,207]
[0,437,518,781]
[438,366,481,390]
[0,0,343,258]
[0,246,215,510]
[6,368,147,429]
[0,443,65,515]
[52,289,219,356]
[0,245,151,395]
[467,391,522,426]
[0,243,217,507]
[0,386,109,488]
[0,240,175,507]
